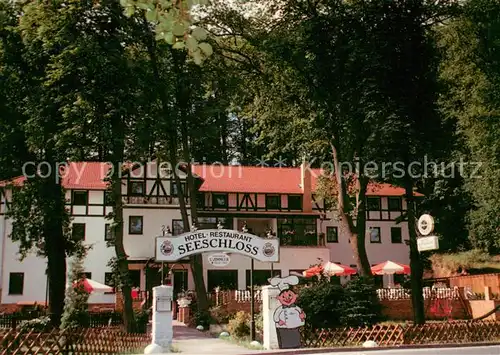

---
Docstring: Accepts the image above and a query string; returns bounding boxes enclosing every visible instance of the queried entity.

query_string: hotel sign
[155,229,279,262]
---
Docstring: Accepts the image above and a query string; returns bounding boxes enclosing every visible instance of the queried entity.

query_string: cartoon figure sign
[269,275,305,349]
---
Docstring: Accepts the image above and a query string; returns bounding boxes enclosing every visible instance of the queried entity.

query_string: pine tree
[61,249,90,330]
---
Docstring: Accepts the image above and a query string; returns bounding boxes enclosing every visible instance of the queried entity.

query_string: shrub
[209,306,233,324]
[296,280,345,329]
[135,309,150,333]
[255,311,263,334]
[192,308,212,329]
[19,316,51,332]
[339,276,383,327]
[227,311,250,338]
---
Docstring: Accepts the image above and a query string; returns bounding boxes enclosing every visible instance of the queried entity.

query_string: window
[129,216,143,234]
[72,223,86,241]
[326,226,338,243]
[367,197,381,211]
[277,217,317,246]
[388,197,402,211]
[171,182,185,197]
[369,227,381,243]
[212,193,228,208]
[79,272,92,279]
[246,270,281,287]
[198,217,233,230]
[129,181,145,196]
[265,195,280,210]
[8,272,24,295]
[288,195,302,210]
[104,272,116,293]
[104,191,113,206]
[172,219,184,236]
[196,193,205,208]
[391,227,402,243]
[105,224,114,241]
[72,191,88,206]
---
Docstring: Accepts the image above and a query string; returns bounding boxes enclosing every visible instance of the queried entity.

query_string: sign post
[144,285,173,354]
[417,214,439,252]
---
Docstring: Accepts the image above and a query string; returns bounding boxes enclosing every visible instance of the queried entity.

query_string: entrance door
[207,270,238,291]
[145,266,162,307]
[173,269,188,298]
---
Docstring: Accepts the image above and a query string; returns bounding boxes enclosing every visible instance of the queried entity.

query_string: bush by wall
[227,311,251,338]
[339,276,384,327]
[297,280,345,328]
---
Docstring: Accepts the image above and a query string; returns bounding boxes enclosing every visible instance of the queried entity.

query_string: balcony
[279,232,320,246]
[122,195,189,205]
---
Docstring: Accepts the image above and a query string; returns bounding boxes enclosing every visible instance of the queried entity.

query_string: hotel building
[0,161,417,308]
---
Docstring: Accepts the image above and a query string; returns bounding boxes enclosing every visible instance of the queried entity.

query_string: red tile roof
[192,165,423,196]
[0,162,422,196]
[0,162,110,190]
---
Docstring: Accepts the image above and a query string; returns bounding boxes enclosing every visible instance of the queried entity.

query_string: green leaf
[198,42,213,57]
[164,32,174,44]
[172,23,185,37]
[145,9,158,22]
[191,27,208,41]
[119,0,130,7]
[186,36,198,51]
[173,41,185,49]
[192,49,203,65]
[137,2,151,10]
[124,6,135,17]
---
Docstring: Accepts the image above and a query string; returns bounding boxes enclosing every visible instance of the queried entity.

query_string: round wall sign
[208,253,231,267]
[417,214,435,236]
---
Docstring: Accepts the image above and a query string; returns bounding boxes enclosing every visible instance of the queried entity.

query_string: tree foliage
[438,0,500,253]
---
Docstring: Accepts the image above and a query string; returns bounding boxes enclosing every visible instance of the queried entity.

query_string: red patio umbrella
[303,262,357,278]
[302,265,324,278]
[371,261,410,275]
[323,262,357,276]
[74,278,113,293]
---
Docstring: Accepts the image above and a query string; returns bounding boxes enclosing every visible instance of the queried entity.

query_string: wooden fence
[0,327,149,354]
[0,312,123,329]
[301,320,500,348]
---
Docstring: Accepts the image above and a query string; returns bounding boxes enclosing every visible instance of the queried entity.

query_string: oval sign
[417,214,435,236]
[208,253,231,267]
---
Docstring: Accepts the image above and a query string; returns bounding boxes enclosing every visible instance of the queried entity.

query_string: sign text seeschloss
[155,229,279,262]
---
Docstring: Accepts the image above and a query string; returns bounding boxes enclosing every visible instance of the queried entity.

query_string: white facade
[0,162,412,306]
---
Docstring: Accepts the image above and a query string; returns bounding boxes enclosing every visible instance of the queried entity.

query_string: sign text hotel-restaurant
[155,229,280,262]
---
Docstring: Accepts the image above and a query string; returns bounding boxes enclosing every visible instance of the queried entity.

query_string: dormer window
[129,181,145,196]
[72,191,88,206]
[213,193,228,208]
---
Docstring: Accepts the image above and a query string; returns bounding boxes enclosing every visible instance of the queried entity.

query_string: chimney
[301,158,312,212]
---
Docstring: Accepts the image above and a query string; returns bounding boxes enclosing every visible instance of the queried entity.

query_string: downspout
[0,188,8,300]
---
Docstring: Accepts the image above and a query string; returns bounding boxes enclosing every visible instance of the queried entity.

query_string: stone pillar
[485,286,491,301]
[262,285,280,350]
[147,285,173,352]
[178,307,191,325]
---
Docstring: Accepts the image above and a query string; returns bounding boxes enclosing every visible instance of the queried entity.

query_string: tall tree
[438,0,500,254]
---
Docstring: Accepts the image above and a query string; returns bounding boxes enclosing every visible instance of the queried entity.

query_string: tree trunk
[142,22,209,311]
[331,143,372,276]
[404,176,425,324]
[181,117,209,312]
[111,175,136,332]
[354,176,372,277]
[109,115,136,332]
[41,174,66,327]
